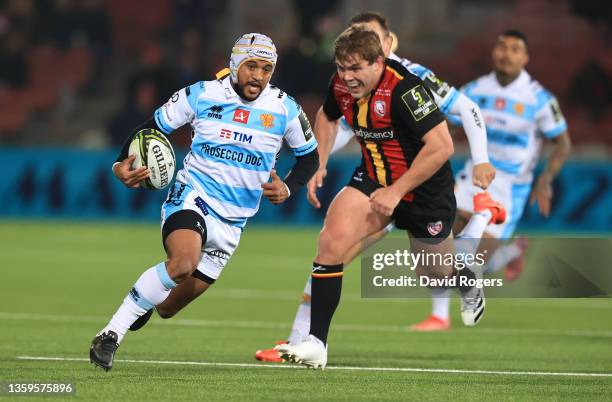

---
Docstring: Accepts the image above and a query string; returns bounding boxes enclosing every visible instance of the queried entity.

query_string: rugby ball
[128,128,176,190]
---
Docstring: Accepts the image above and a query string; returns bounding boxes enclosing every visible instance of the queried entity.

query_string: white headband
[229,33,277,82]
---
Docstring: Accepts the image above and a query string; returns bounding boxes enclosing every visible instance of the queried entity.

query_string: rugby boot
[90,331,119,371]
[460,285,485,327]
[276,335,327,369]
[255,341,287,363]
[409,315,451,332]
[474,192,506,224]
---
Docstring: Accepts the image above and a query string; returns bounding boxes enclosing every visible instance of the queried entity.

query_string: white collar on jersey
[388,52,401,62]
[491,69,531,89]
[221,76,271,102]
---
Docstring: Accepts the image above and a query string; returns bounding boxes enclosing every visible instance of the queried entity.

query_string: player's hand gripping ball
[128,129,176,190]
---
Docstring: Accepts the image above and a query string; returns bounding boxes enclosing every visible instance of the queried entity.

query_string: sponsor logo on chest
[495,97,506,110]
[207,105,224,119]
[353,127,394,141]
[233,109,250,124]
[374,100,386,117]
[260,113,274,129]
[219,128,252,143]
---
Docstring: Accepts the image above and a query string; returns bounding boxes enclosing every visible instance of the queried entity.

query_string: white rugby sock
[455,210,492,271]
[430,288,451,320]
[453,211,493,295]
[287,276,312,344]
[485,242,522,274]
[100,262,176,344]
[458,210,492,240]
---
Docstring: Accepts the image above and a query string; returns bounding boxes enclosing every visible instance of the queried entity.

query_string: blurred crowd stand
[0,0,610,154]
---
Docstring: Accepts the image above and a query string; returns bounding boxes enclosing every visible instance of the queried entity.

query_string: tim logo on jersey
[219,128,253,143]
[233,109,250,124]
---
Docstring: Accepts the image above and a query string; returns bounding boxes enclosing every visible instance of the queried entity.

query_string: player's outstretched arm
[313,106,340,169]
[307,107,339,208]
[370,122,454,216]
[530,131,571,217]
[448,92,495,189]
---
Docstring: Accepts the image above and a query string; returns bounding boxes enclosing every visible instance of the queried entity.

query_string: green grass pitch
[1,221,611,400]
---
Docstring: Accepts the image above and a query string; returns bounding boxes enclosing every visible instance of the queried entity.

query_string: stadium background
[1,0,610,231]
[1,0,611,399]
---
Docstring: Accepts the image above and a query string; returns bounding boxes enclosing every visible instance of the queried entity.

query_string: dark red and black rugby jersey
[323,58,453,202]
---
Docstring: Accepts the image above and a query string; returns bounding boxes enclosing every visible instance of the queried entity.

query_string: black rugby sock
[309,262,344,345]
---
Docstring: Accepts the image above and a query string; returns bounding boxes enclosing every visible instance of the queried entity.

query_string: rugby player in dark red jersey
[276,26,497,368]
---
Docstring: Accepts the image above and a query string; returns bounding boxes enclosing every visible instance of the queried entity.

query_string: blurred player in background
[274,25,505,369]
[89,33,319,371]
[255,11,502,363]
[409,29,571,330]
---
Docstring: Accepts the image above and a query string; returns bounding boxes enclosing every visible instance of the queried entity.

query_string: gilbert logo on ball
[128,129,176,190]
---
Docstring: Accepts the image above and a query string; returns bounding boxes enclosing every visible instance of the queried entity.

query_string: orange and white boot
[255,341,287,363]
[473,192,506,224]
[409,315,451,332]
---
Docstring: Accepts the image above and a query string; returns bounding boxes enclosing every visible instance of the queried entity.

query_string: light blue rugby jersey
[447,70,567,183]
[388,52,460,115]
[154,70,317,226]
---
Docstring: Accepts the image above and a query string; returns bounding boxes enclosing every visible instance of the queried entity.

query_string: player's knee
[316,228,345,262]
[166,255,199,283]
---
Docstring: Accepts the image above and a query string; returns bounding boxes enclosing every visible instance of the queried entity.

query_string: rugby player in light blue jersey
[90,33,319,371]
[410,29,571,331]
